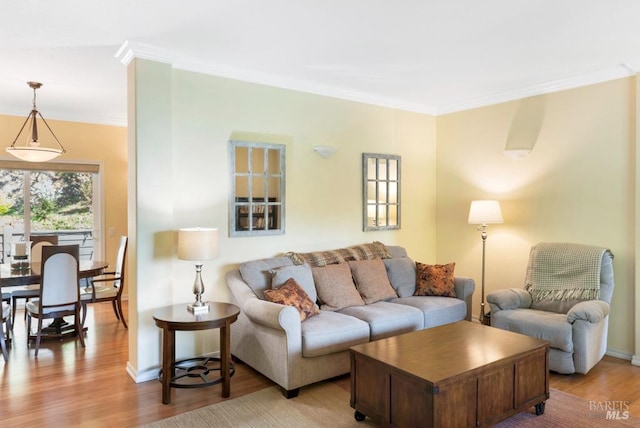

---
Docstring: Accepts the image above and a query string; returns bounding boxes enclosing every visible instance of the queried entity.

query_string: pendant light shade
[6,82,66,162]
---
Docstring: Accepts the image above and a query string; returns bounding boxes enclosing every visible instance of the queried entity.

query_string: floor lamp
[468,200,503,325]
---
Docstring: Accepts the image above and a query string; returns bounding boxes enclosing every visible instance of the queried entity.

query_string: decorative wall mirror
[363,153,401,231]
[229,140,285,237]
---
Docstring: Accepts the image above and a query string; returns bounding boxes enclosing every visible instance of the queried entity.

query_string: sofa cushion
[384,257,416,297]
[301,311,370,358]
[287,242,391,267]
[312,263,365,311]
[264,278,320,321]
[385,245,408,258]
[270,263,317,303]
[415,262,457,297]
[531,298,585,314]
[338,301,423,341]
[348,258,397,304]
[239,256,294,298]
[392,296,467,328]
[491,308,573,352]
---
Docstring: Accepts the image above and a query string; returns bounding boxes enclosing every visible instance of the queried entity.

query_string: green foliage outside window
[0,170,93,230]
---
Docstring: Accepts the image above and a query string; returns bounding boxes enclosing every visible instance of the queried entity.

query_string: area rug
[143,383,639,427]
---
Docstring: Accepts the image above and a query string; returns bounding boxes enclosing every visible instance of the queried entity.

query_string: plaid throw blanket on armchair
[524,242,612,301]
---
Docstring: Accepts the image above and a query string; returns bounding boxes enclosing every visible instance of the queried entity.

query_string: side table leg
[220,322,231,397]
[162,328,175,404]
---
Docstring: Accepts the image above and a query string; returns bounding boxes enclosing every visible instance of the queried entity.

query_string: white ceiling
[1,1,639,127]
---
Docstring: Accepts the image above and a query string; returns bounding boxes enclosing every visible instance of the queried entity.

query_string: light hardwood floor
[1,301,639,427]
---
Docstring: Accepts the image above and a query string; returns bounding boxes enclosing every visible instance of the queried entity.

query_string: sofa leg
[281,388,299,399]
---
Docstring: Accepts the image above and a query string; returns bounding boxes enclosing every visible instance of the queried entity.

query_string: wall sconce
[6,81,66,162]
[504,96,545,160]
[313,145,337,159]
[468,200,503,325]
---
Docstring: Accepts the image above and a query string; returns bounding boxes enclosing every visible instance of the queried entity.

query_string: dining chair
[1,299,11,362]
[26,244,85,356]
[1,289,10,306]
[11,235,59,325]
[81,236,128,328]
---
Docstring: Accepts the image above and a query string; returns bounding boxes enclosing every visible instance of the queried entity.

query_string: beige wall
[5,63,635,377]
[128,60,438,379]
[436,78,636,357]
[0,114,128,275]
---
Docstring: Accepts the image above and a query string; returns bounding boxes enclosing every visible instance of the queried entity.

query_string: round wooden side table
[153,302,240,404]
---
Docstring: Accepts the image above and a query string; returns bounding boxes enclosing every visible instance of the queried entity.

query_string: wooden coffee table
[350,321,549,427]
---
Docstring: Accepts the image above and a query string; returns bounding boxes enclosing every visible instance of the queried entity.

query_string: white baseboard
[605,347,633,362]
[127,361,158,383]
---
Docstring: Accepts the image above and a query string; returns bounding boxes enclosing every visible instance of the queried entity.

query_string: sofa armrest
[487,288,532,312]
[454,277,475,300]
[226,269,302,336]
[567,300,610,324]
[243,298,302,333]
[454,277,475,321]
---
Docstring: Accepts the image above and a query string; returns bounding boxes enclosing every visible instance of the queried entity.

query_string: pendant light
[6,81,66,162]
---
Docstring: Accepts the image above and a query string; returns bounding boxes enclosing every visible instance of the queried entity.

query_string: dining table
[0,260,109,338]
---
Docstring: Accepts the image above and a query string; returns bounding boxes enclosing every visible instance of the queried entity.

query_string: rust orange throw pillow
[414,262,456,297]
[264,278,320,321]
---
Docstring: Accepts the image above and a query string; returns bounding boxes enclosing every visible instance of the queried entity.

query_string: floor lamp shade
[468,200,503,225]
[468,200,503,326]
[178,228,219,261]
[177,227,219,312]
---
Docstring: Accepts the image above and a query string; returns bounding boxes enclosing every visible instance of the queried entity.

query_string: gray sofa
[225,245,475,397]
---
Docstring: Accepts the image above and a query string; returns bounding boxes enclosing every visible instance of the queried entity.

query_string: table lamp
[177,227,219,313]
[468,200,503,325]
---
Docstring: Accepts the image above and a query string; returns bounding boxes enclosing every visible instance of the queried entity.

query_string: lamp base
[479,302,491,326]
[480,313,491,326]
[188,303,210,313]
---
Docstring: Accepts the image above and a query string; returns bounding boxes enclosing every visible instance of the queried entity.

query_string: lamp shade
[468,200,503,225]
[6,82,66,162]
[177,228,219,261]
[6,146,64,162]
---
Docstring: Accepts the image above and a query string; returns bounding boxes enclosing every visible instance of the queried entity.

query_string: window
[363,153,401,231]
[0,160,101,262]
[229,140,285,237]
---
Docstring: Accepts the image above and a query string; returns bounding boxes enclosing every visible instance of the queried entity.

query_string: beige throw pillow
[311,263,364,311]
[348,258,397,304]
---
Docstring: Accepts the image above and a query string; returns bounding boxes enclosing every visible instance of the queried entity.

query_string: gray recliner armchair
[487,242,614,374]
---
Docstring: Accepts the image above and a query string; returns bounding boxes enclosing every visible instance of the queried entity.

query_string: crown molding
[435,65,636,115]
[116,41,440,115]
[115,40,175,66]
[116,41,638,117]
[175,56,441,115]
[621,60,640,74]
